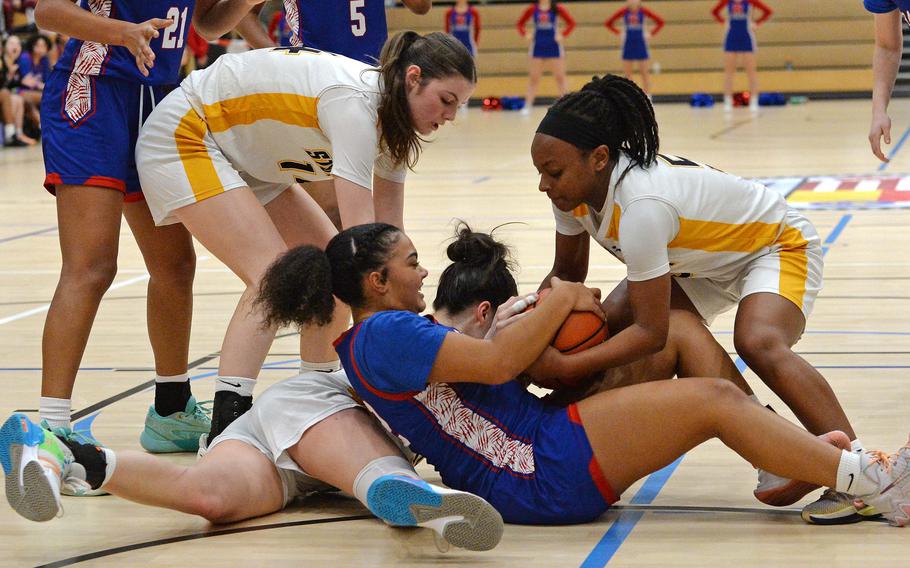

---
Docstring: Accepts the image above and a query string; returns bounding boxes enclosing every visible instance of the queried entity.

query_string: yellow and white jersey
[553,152,806,283]
[178,46,405,189]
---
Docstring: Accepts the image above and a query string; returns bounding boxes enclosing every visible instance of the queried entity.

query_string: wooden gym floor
[1,98,908,566]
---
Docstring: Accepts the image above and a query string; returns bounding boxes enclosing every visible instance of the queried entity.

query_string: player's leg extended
[288,408,503,551]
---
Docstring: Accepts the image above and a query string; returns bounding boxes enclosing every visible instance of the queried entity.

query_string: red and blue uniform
[335,311,618,525]
[283,0,387,64]
[605,6,665,62]
[42,0,195,199]
[864,0,910,26]
[445,5,480,57]
[517,3,575,60]
[712,0,771,53]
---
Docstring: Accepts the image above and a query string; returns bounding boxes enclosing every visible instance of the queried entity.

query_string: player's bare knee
[148,249,196,289]
[734,328,786,365]
[62,260,118,296]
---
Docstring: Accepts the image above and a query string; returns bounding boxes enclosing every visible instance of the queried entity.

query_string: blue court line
[0,226,57,244]
[580,456,684,568]
[877,124,910,172]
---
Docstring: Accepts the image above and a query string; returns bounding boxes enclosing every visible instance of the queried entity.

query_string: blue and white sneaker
[367,474,503,551]
[140,397,211,453]
[1,414,67,521]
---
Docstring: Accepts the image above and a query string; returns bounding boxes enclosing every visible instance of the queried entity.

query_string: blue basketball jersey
[284,0,387,64]
[55,0,195,85]
[335,310,616,524]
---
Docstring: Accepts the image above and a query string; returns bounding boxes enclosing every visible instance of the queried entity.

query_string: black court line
[709,118,756,140]
[34,503,888,567]
[35,514,373,567]
[69,331,300,420]
[0,226,57,244]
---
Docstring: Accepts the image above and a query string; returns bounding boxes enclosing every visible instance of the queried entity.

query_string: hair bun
[446,221,511,267]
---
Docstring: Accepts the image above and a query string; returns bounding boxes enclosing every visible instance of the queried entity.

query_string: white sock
[214,376,256,397]
[4,124,14,139]
[352,456,419,508]
[835,450,878,497]
[299,359,342,374]
[99,448,118,488]
[155,373,189,384]
[40,397,71,430]
[851,438,865,453]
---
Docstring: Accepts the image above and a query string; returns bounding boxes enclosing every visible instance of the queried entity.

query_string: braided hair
[546,74,659,184]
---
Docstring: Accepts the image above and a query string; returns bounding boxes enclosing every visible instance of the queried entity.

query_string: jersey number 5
[350,0,367,37]
[162,6,189,50]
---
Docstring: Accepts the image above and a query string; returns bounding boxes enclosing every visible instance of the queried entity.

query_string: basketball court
[1,96,908,565]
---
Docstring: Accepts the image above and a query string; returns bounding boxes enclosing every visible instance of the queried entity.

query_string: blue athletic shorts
[486,403,618,525]
[532,38,563,59]
[41,68,168,201]
[623,35,650,60]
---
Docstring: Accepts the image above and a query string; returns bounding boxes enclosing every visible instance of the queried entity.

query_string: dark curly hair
[548,74,659,185]
[432,222,518,314]
[255,223,402,329]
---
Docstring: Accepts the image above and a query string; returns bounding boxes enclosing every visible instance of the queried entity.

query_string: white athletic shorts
[136,88,290,226]
[674,210,824,325]
[208,370,362,506]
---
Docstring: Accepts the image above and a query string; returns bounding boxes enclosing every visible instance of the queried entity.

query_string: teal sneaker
[1,414,68,521]
[40,420,108,496]
[140,396,211,453]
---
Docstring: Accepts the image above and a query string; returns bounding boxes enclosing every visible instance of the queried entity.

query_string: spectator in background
[3,0,37,34]
[1,33,35,146]
[445,0,480,57]
[711,0,772,112]
[16,32,49,135]
[605,0,664,99]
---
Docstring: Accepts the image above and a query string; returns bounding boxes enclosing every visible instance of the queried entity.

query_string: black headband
[536,108,607,150]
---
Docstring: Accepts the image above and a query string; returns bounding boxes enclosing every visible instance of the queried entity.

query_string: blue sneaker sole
[1,414,59,522]
[367,475,503,551]
[139,430,201,453]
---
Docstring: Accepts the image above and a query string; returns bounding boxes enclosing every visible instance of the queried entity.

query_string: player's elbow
[193,22,222,42]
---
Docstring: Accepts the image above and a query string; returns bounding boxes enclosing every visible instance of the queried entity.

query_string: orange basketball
[526,288,609,354]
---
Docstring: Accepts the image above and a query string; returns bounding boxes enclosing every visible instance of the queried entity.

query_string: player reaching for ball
[247,221,910,527]
[530,74,876,524]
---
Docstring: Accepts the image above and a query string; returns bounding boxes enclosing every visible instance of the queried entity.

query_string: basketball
[525,288,609,354]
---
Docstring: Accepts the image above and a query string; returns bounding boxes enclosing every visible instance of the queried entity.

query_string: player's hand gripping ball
[524,288,609,354]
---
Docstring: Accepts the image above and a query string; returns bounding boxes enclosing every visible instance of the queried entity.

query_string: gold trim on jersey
[202,93,320,133]
[668,218,780,253]
[175,108,224,202]
[775,225,809,310]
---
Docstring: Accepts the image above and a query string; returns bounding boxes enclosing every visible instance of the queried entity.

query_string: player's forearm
[34,0,133,45]
[194,0,262,41]
[568,323,665,375]
[872,43,901,115]
[235,10,274,48]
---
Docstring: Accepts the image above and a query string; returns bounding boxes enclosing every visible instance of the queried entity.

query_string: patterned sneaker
[0,414,67,521]
[855,440,910,527]
[755,430,852,506]
[801,488,880,525]
[140,396,212,453]
[367,474,503,551]
[41,421,108,497]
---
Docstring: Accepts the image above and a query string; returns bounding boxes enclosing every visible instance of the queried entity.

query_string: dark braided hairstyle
[375,31,477,170]
[547,74,659,184]
[433,222,518,315]
[255,224,402,329]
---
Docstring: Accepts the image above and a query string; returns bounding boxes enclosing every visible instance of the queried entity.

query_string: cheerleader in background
[445,0,480,57]
[517,0,575,113]
[605,0,664,99]
[711,0,772,112]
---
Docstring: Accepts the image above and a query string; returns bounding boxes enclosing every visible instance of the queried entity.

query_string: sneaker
[855,440,910,527]
[755,430,852,506]
[801,488,880,525]
[41,421,108,496]
[207,391,252,445]
[367,474,503,552]
[0,414,66,521]
[140,396,211,453]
